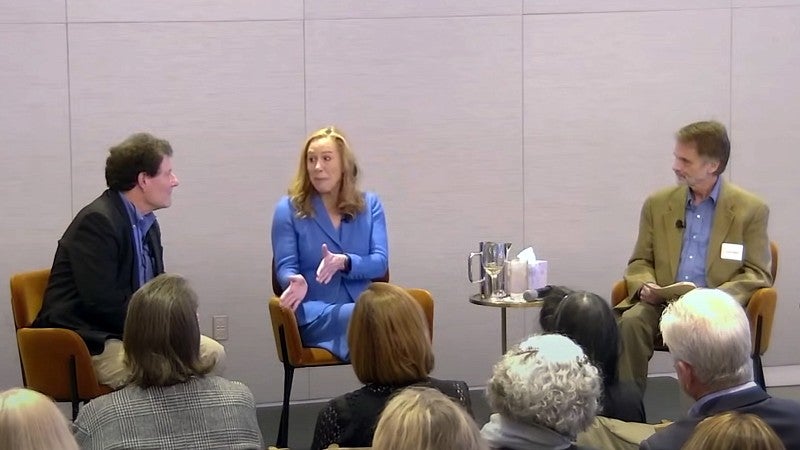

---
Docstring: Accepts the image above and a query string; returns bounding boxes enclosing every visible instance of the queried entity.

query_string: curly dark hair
[105,133,173,191]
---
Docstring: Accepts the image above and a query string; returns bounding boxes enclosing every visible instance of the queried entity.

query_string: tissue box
[528,260,548,290]
[505,259,529,294]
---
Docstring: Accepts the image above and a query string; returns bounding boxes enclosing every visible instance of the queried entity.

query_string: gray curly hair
[486,334,602,438]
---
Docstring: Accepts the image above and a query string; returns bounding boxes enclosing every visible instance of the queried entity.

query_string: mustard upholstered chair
[10,269,112,419]
[611,241,778,388]
[267,268,427,448]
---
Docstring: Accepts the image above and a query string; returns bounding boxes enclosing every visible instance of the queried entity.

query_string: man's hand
[316,244,348,284]
[280,274,308,311]
[640,282,665,305]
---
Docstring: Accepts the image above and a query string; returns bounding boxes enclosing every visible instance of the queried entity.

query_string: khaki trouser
[91,335,226,388]
[577,416,667,450]
[616,301,665,392]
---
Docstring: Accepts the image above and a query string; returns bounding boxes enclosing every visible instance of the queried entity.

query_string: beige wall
[2,0,799,403]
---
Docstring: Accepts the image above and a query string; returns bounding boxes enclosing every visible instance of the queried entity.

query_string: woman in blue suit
[271,126,388,361]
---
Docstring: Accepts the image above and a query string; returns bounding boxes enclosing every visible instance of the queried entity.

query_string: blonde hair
[124,274,213,388]
[349,282,433,385]
[288,126,364,219]
[0,388,79,450]
[681,412,785,450]
[373,387,488,450]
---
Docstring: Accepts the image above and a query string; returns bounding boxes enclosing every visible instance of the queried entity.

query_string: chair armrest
[746,287,777,355]
[611,280,627,307]
[17,328,108,400]
[268,298,305,366]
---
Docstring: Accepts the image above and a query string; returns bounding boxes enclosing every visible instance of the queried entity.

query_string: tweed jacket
[620,180,771,307]
[74,375,263,449]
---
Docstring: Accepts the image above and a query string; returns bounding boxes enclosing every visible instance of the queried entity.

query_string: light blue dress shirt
[676,177,722,287]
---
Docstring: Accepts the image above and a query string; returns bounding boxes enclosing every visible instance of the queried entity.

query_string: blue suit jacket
[271,192,388,326]
[641,385,800,450]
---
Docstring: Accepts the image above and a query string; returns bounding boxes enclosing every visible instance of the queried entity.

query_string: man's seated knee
[200,335,226,374]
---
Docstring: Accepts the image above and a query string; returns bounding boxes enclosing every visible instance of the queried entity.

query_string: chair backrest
[268,298,307,366]
[747,241,779,355]
[768,241,778,282]
[10,268,110,401]
[268,286,435,366]
[10,269,51,329]
[406,288,434,339]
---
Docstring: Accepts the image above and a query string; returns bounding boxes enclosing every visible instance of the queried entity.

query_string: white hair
[0,388,79,450]
[486,334,601,438]
[661,288,753,389]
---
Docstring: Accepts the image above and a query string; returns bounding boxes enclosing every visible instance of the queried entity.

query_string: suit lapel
[147,222,164,274]
[662,186,687,281]
[707,181,734,275]
[107,190,140,290]
[311,195,342,248]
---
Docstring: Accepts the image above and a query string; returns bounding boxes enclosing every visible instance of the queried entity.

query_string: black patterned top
[310,377,472,450]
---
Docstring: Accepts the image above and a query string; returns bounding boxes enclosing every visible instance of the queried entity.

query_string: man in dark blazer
[33,132,224,388]
[640,289,800,450]
[616,121,772,391]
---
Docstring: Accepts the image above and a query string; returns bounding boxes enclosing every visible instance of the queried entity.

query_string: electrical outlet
[212,315,228,341]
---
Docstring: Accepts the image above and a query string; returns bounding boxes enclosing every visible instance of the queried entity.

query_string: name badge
[721,243,744,261]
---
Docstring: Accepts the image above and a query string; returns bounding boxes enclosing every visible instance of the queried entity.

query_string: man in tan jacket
[616,120,772,392]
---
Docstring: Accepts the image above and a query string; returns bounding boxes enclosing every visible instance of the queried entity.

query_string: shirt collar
[688,380,758,417]
[687,175,722,206]
[117,191,156,226]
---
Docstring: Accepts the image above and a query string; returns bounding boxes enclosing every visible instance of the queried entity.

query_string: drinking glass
[482,242,508,298]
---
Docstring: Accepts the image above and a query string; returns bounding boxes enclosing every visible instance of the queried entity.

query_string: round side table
[469,294,543,354]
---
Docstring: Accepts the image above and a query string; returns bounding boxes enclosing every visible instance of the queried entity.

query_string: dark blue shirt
[117,192,157,289]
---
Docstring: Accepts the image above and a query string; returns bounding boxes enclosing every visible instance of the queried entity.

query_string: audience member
[74,274,263,449]
[641,288,800,449]
[537,285,574,331]
[310,282,471,450]
[0,388,79,450]
[373,386,488,450]
[481,334,602,450]
[681,411,785,450]
[552,291,645,422]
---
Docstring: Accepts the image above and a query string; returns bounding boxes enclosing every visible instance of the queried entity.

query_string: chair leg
[753,316,766,390]
[69,355,80,420]
[753,354,766,390]
[276,363,294,448]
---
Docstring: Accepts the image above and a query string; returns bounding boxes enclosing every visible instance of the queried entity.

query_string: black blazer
[641,386,800,450]
[33,190,164,354]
